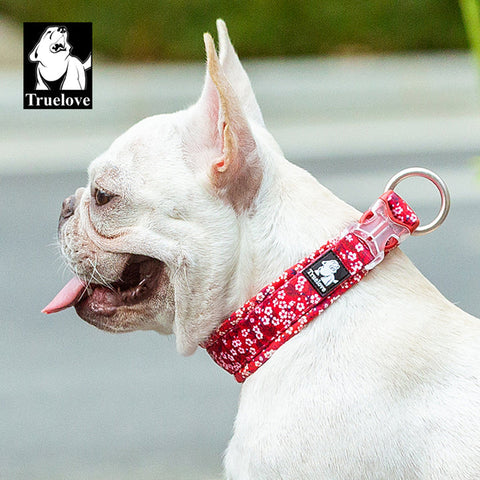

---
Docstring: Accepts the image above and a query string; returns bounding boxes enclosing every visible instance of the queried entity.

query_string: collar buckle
[347,196,412,270]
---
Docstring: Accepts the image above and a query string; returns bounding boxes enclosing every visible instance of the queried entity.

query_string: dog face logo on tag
[24,22,92,109]
[314,260,341,287]
[303,251,350,297]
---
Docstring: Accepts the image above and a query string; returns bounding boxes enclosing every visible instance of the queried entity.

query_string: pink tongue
[42,277,87,314]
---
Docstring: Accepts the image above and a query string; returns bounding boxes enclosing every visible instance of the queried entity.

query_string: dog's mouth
[43,255,166,331]
[50,35,67,53]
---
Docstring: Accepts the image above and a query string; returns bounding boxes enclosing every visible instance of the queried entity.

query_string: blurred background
[1,1,479,479]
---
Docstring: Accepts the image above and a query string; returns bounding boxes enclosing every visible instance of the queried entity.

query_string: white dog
[29,25,91,90]
[44,20,480,479]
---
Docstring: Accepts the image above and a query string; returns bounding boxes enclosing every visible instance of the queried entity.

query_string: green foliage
[459,0,480,71]
[1,0,468,61]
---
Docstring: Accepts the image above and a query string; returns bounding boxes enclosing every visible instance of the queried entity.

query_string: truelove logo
[302,250,350,297]
[24,22,92,109]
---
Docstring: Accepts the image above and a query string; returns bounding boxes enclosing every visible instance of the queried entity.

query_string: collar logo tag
[23,22,92,109]
[303,250,350,297]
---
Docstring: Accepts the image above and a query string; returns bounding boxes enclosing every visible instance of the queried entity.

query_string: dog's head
[320,260,340,276]
[29,25,71,66]
[45,20,274,354]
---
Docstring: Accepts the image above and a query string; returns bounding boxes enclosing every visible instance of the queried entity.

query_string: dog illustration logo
[24,22,92,109]
[29,25,91,90]
[303,251,350,296]
[313,260,341,287]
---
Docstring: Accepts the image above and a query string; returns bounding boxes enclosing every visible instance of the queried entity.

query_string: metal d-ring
[384,167,450,236]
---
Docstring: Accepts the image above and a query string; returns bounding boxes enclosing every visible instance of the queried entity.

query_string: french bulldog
[44,20,480,479]
[29,25,91,90]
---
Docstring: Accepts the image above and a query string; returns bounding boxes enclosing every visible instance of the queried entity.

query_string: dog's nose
[58,26,67,33]
[59,194,76,224]
[58,188,84,233]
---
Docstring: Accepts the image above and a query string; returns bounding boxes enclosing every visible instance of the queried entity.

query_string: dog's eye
[94,188,114,206]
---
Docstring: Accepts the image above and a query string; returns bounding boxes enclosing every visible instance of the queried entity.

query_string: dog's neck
[39,61,68,82]
[227,138,359,319]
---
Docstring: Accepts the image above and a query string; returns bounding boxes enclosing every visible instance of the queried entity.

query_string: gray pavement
[1,52,480,479]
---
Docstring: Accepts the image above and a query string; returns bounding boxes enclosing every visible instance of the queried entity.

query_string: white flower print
[392,205,403,216]
[296,302,305,312]
[352,260,363,273]
[256,292,265,302]
[310,294,321,304]
[252,325,263,339]
[295,282,305,292]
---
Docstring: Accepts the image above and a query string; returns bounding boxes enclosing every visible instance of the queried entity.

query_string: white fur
[59,20,480,479]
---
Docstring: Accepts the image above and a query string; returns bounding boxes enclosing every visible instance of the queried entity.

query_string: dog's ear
[194,31,263,214]
[216,19,264,127]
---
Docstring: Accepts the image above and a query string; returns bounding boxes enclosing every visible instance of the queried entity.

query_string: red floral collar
[203,189,420,382]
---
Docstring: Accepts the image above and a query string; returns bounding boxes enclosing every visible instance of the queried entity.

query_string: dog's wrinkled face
[29,26,71,66]
[56,111,248,342]
[58,116,196,335]
[46,21,267,355]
